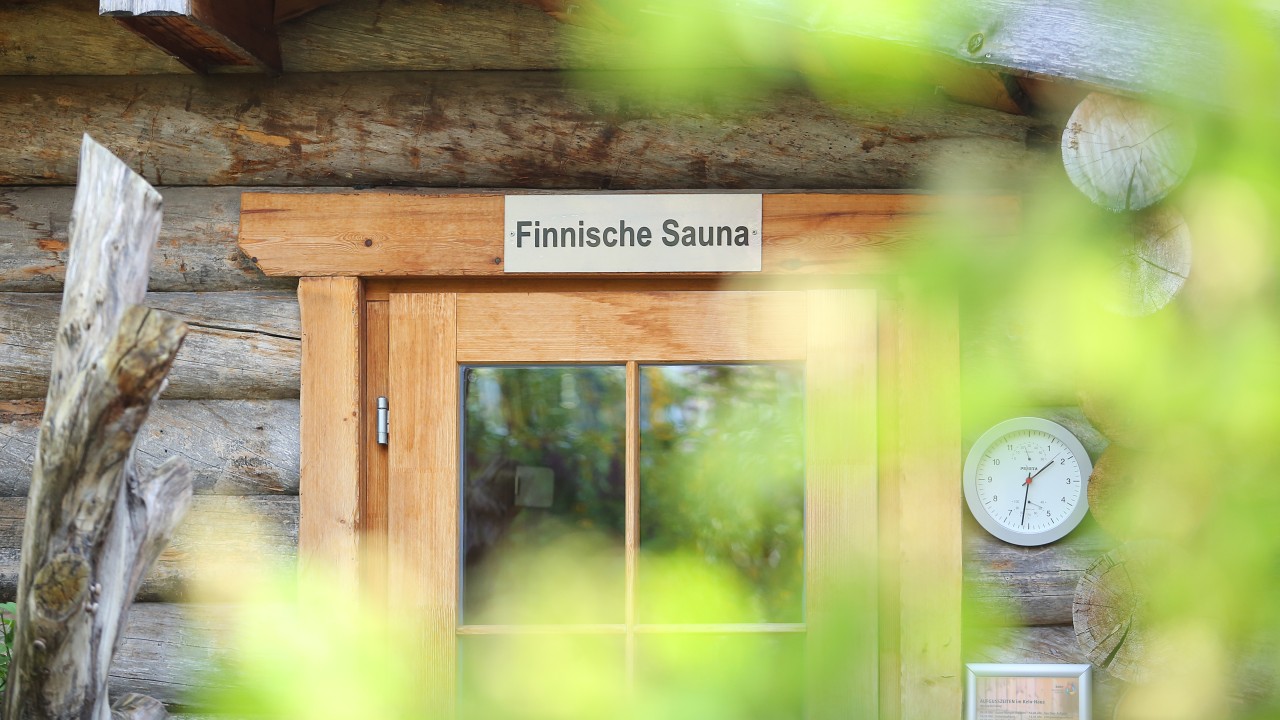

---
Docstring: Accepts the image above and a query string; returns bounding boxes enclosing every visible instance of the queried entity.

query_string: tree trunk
[3,136,192,720]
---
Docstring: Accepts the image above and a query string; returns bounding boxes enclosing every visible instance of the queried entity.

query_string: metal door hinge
[376,396,389,445]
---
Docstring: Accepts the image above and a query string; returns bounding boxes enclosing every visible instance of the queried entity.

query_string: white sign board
[503,194,762,273]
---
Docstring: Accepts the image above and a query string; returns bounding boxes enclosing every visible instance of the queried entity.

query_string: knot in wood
[966,32,985,54]
[32,552,90,622]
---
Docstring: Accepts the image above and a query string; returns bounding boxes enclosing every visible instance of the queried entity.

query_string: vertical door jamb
[388,292,460,717]
[805,289,879,719]
[298,276,364,600]
[895,284,963,720]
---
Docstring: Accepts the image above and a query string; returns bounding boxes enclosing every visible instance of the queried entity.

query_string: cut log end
[1106,206,1192,316]
[1062,93,1196,211]
[1086,445,1135,541]
[1072,541,1166,683]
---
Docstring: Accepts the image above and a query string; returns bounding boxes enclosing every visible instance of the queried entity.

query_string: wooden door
[386,288,879,718]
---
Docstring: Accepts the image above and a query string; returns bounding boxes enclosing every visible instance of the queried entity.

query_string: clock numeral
[993,459,1000,465]
[992,495,998,502]
[1061,497,1067,502]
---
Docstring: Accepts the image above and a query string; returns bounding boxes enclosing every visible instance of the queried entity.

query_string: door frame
[241,191,1001,720]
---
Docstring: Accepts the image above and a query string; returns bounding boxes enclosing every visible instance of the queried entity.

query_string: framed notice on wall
[966,664,1091,720]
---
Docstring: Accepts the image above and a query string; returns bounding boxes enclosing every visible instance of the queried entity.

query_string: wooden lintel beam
[238,192,1020,279]
[101,0,281,74]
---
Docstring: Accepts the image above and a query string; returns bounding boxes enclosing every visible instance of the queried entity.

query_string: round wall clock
[963,417,1093,546]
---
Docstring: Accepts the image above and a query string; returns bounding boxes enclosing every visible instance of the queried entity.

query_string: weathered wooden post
[3,136,192,720]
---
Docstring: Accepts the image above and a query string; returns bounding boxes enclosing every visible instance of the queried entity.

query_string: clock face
[963,418,1093,546]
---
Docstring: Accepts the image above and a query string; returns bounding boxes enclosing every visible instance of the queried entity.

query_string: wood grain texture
[895,286,963,720]
[1,0,1243,107]
[107,0,282,73]
[274,0,345,23]
[1107,206,1192,317]
[0,399,299,496]
[278,0,625,72]
[624,360,639,680]
[0,186,292,293]
[1072,542,1161,683]
[109,604,234,708]
[361,301,389,600]
[1085,445,1134,542]
[6,135,191,719]
[388,293,458,718]
[0,0,188,75]
[875,294,902,720]
[239,192,1020,279]
[804,290,878,719]
[760,0,1233,105]
[455,291,808,362]
[0,72,1040,188]
[0,496,297,602]
[297,277,363,597]
[1,0,629,75]
[964,514,1114,626]
[0,291,299,400]
[1062,93,1196,212]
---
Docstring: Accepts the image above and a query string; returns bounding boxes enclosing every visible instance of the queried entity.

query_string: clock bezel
[963,416,1093,546]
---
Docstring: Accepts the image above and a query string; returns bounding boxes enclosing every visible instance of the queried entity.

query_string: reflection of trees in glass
[639,365,805,624]
[462,366,626,623]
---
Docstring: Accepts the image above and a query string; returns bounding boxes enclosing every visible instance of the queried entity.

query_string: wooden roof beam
[101,0,281,74]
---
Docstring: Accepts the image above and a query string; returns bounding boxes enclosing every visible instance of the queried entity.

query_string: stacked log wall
[0,1,1115,710]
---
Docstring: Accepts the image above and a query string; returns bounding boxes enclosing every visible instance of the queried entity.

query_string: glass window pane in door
[638,365,805,624]
[462,366,626,625]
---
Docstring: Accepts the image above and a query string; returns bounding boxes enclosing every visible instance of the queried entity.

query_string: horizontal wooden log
[0,0,1245,109]
[0,399,298,496]
[964,513,1114,626]
[702,0,1233,107]
[0,292,299,400]
[0,186,293,292]
[0,72,1041,188]
[0,496,297,602]
[0,0,706,76]
[110,603,232,708]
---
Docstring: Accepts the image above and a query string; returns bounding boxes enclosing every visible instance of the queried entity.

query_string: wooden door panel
[385,287,896,719]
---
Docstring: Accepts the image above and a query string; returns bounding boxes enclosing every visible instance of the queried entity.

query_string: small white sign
[503,194,762,273]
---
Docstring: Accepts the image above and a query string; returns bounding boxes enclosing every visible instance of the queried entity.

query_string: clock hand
[1020,474,1032,527]
[1027,452,1064,482]
[1021,452,1066,527]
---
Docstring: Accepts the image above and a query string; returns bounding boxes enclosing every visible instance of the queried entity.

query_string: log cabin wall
[0,0,1121,714]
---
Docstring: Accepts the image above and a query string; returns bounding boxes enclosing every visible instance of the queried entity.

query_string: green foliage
[201,3,1280,718]
[0,601,16,692]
